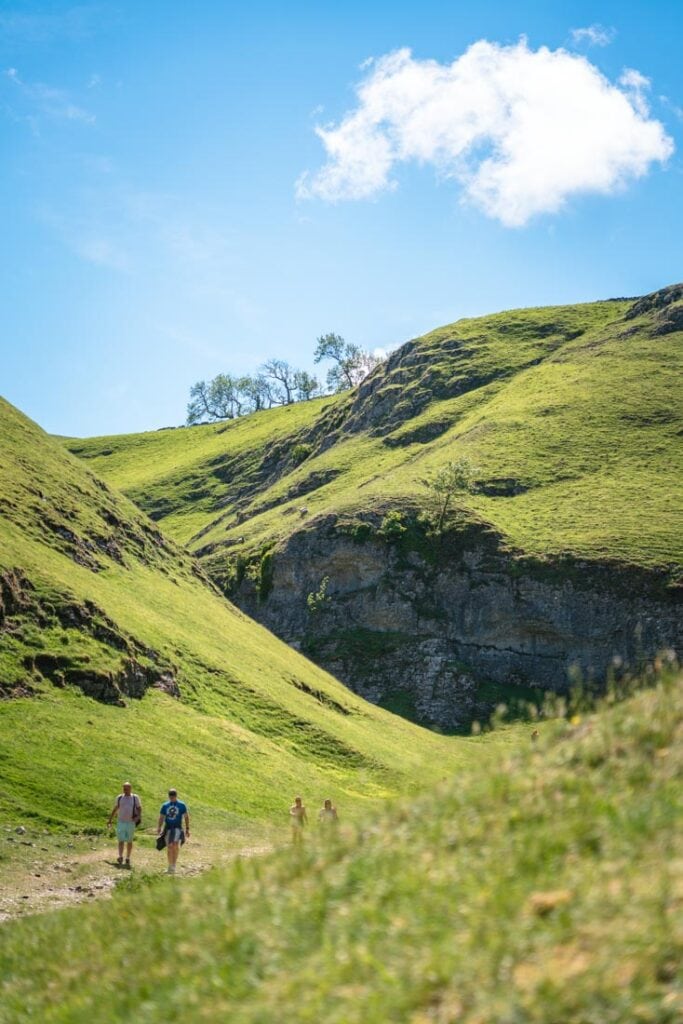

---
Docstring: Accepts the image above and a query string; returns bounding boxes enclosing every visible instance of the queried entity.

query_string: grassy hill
[1,672,680,1022]
[0,397,458,837]
[66,286,683,579]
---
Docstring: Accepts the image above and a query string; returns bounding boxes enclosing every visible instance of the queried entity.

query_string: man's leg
[125,840,133,865]
[117,839,124,863]
[166,841,179,872]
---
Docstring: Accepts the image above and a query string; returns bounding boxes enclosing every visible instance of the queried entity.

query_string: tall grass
[1,671,680,1022]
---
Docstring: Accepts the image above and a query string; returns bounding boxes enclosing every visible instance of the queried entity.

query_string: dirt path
[0,825,273,923]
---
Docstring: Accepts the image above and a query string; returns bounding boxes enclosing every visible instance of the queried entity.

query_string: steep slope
[65,286,683,727]
[64,397,332,547]
[0,397,456,832]
[2,674,681,1023]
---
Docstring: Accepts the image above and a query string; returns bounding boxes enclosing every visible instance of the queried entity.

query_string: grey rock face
[624,282,683,337]
[26,654,178,706]
[231,520,682,729]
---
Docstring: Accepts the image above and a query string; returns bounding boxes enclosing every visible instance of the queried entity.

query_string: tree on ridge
[314,333,381,393]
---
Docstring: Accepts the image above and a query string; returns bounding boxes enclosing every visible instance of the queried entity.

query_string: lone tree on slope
[423,457,478,533]
[314,333,381,393]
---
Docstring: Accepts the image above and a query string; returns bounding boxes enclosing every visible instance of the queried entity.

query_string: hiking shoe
[116,857,123,867]
[165,866,176,875]
[124,860,131,870]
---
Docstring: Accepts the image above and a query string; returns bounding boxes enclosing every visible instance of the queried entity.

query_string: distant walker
[107,781,142,869]
[157,788,190,875]
[290,795,308,844]
[318,798,338,826]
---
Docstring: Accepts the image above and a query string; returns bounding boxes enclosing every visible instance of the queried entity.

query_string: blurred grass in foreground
[1,669,681,1023]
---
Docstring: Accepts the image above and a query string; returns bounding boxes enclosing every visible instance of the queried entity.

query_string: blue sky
[1,0,681,436]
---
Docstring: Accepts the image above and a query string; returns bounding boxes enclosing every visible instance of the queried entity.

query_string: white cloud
[619,68,650,90]
[4,66,95,124]
[570,25,616,47]
[297,40,674,227]
[660,95,683,122]
[619,68,651,116]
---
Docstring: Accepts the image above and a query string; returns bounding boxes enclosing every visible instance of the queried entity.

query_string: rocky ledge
[227,515,682,730]
[1,569,179,705]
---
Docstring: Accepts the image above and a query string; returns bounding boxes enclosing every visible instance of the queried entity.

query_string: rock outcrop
[230,516,682,730]
[0,569,179,705]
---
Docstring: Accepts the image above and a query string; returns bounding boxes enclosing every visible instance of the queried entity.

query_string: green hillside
[0,397,457,835]
[66,287,683,583]
[2,673,680,1023]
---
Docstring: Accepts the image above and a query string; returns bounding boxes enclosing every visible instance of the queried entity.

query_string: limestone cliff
[230,513,682,729]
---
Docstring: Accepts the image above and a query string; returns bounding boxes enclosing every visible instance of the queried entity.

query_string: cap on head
[123,782,132,789]
[168,788,178,797]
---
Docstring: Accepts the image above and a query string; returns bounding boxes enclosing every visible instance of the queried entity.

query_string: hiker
[290,795,307,843]
[107,781,142,869]
[157,788,190,875]
[318,798,338,825]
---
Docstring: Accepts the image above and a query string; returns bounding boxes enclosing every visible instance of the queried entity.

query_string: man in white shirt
[107,781,142,869]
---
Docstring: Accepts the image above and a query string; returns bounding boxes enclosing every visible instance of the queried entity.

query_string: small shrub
[307,576,330,614]
[378,510,407,541]
[222,554,247,595]
[291,443,313,466]
[335,520,373,543]
[241,545,276,601]
[258,549,275,601]
[244,562,261,584]
[352,522,373,543]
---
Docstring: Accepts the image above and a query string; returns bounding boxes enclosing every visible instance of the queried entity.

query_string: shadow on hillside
[379,679,548,736]
[378,665,671,737]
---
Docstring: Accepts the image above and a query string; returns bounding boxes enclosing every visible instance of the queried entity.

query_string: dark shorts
[166,827,184,845]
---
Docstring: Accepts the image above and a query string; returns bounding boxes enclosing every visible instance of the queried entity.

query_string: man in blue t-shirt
[157,788,190,875]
